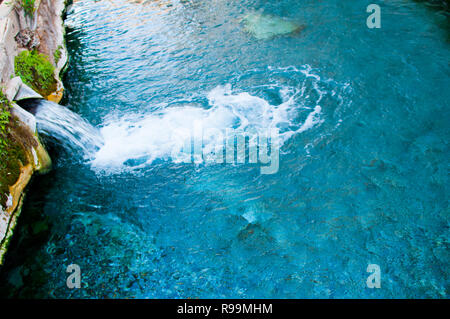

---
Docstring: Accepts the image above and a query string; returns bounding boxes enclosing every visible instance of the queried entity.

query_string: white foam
[298,105,323,133]
[91,83,323,171]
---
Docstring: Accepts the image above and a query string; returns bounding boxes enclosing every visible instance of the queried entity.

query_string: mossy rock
[14,50,57,97]
[54,45,63,65]
[0,91,32,208]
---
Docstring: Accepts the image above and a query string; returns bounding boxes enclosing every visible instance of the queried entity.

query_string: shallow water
[0,0,449,298]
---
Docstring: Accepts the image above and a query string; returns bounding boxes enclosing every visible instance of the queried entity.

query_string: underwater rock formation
[242,12,304,40]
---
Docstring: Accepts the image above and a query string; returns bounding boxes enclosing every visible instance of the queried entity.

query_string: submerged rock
[242,12,304,40]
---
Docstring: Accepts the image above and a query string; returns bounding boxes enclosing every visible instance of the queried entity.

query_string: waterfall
[18,99,103,159]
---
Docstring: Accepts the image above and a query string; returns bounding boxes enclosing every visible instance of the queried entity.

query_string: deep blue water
[0,0,449,298]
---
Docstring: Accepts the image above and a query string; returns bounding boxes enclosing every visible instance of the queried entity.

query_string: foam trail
[91,83,322,171]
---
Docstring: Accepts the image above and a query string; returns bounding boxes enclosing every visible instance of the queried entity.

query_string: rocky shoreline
[0,0,68,265]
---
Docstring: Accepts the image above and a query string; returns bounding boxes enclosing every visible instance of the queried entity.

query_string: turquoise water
[0,0,449,298]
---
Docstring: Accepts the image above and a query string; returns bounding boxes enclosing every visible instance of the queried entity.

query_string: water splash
[92,66,348,172]
[92,83,300,170]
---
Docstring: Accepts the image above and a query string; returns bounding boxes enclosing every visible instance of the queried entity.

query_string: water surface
[0,0,449,298]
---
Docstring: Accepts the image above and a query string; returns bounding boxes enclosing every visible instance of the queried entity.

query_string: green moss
[0,91,28,208]
[19,0,36,18]
[0,91,12,157]
[14,50,57,97]
[54,45,63,64]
